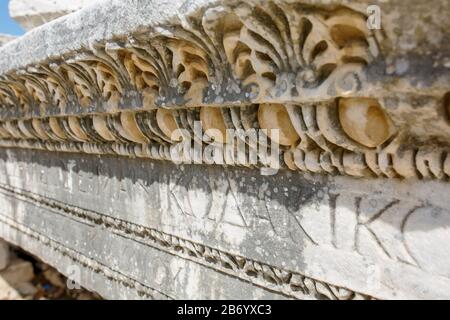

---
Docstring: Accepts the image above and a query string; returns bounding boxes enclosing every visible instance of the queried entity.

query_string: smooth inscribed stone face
[338,98,391,148]
[404,207,450,278]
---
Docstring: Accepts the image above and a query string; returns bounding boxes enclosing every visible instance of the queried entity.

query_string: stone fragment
[15,282,37,297]
[43,268,66,288]
[0,277,22,300]
[0,240,10,271]
[0,258,34,287]
[9,0,93,31]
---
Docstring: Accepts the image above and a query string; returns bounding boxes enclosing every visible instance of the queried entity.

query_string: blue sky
[0,0,24,35]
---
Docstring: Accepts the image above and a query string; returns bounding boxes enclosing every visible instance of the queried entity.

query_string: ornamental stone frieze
[0,0,449,300]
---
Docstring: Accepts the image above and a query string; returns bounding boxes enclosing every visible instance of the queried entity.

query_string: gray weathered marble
[0,149,449,299]
[9,0,93,31]
[0,0,449,300]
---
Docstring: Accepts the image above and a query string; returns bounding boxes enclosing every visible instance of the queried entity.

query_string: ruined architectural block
[9,0,91,31]
[0,34,15,47]
[0,0,448,300]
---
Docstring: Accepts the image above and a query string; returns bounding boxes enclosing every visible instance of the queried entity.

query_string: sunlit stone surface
[0,0,449,300]
[9,0,92,30]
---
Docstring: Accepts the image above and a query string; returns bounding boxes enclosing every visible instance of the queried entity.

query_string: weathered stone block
[0,258,34,287]
[0,240,10,271]
[9,0,92,31]
[0,0,448,300]
[0,276,22,300]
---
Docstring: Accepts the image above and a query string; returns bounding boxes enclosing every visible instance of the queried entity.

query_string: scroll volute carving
[65,58,123,111]
[0,86,19,116]
[218,3,376,101]
[60,65,94,109]
[43,76,67,113]
[22,76,51,114]
[24,65,70,115]
[123,51,160,108]
[221,11,275,100]
[326,9,376,62]
[95,62,123,111]
[166,40,210,105]
[6,81,32,114]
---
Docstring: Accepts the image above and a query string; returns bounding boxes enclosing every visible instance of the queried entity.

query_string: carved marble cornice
[0,0,449,179]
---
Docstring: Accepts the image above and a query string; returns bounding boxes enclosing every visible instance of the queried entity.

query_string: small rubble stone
[0,277,22,300]
[15,282,38,297]
[43,268,66,287]
[0,247,100,300]
[0,258,35,286]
